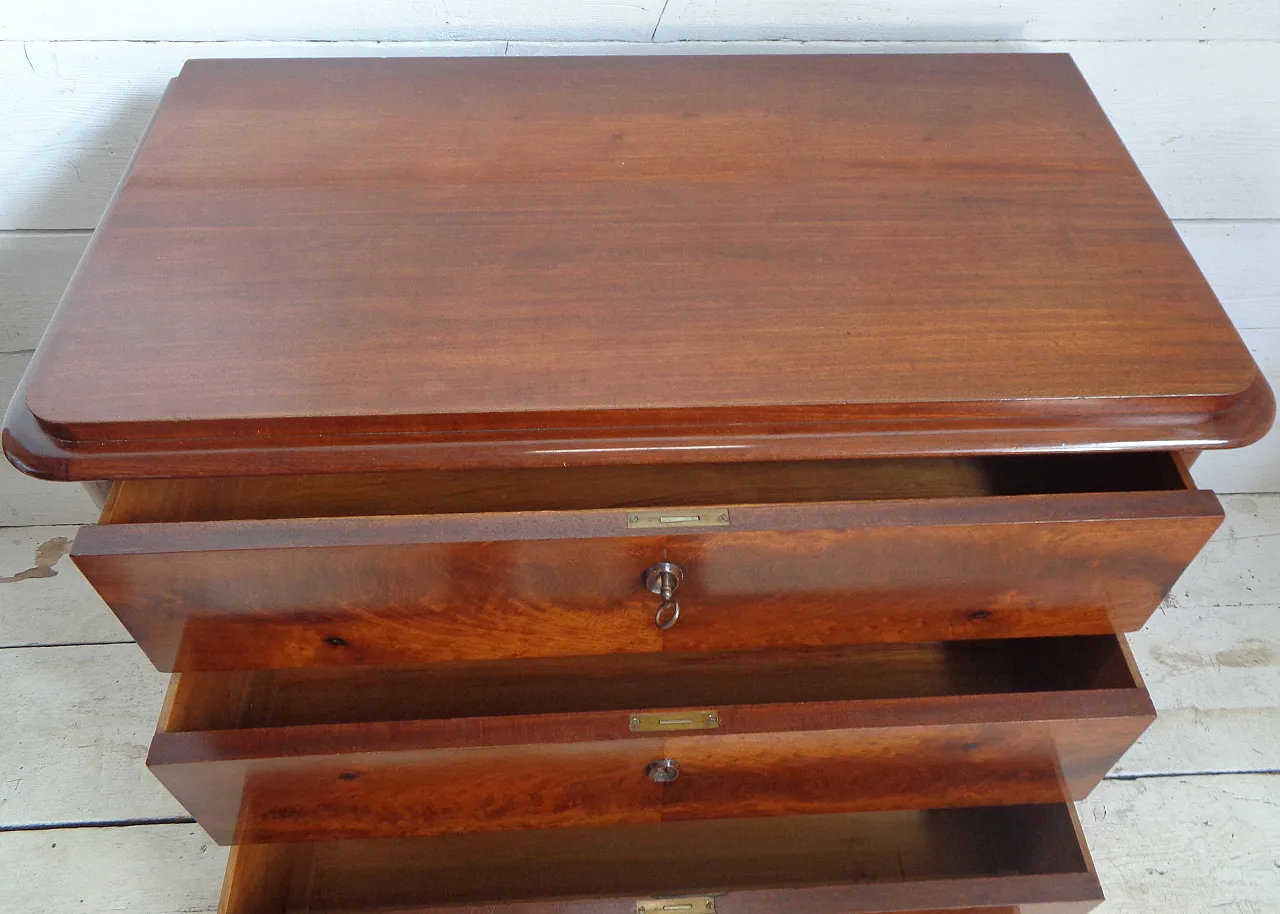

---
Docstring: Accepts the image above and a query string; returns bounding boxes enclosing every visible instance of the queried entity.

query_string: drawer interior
[222,805,1095,913]
[103,451,1191,524]
[161,635,1138,732]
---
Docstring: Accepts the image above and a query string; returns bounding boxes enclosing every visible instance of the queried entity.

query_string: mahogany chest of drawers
[5,53,1272,913]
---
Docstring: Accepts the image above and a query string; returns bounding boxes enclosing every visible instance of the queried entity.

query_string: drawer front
[74,490,1221,672]
[148,638,1152,845]
[153,716,1147,846]
[218,805,1103,914]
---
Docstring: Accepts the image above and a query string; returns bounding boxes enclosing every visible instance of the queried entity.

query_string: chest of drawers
[5,53,1272,913]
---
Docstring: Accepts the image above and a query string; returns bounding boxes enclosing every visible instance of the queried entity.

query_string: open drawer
[75,451,1218,672]
[150,634,1151,845]
[219,804,1103,914]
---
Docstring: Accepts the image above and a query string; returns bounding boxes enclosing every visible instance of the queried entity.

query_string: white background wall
[2,2,1278,521]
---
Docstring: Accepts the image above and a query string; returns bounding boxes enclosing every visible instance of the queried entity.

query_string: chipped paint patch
[0,537,72,584]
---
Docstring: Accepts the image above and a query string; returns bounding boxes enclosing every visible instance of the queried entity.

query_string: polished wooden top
[7,54,1270,478]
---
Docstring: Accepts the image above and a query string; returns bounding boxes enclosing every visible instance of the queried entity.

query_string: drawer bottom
[220,804,1102,914]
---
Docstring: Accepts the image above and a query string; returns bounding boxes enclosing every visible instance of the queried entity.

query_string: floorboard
[1080,775,1280,911]
[0,643,184,828]
[0,823,226,914]
[0,525,126,648]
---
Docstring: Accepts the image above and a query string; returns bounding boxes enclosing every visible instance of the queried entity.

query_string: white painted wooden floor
[0,496,1275,911]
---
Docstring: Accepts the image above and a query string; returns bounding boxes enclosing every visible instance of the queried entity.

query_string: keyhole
[645,759,681,783]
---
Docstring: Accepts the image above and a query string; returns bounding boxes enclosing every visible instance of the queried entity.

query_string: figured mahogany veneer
[73,452,1220,672]
[8,53,1270,914]
[219,805,1102,914]
[150,635,1150,846]
[6,54,1271,480]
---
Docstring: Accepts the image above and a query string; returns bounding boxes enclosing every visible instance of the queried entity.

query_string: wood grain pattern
[8,220,1279,351]
[216,805,1101,913]
[8,54,1269,479]
[7,228,1280,497]
[5,371,1275,481]
[156,636,1142,729]
[10,498,1272,847]
[8,41,1280,234]
[218,844,294,914]
[100,457,997,522]
[16,776,1280,914]
[73,455,1222,670]
[97,452,1191,523]
[147,636,1152,844]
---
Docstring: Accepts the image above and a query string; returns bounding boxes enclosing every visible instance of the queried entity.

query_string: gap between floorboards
[0,817,196,833]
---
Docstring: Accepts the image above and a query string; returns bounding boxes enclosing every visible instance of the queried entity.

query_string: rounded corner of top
[1211,368,1276,450]
[2,385,76,483]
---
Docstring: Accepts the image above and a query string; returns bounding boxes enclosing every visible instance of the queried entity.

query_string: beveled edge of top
[4,365,1273,481]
